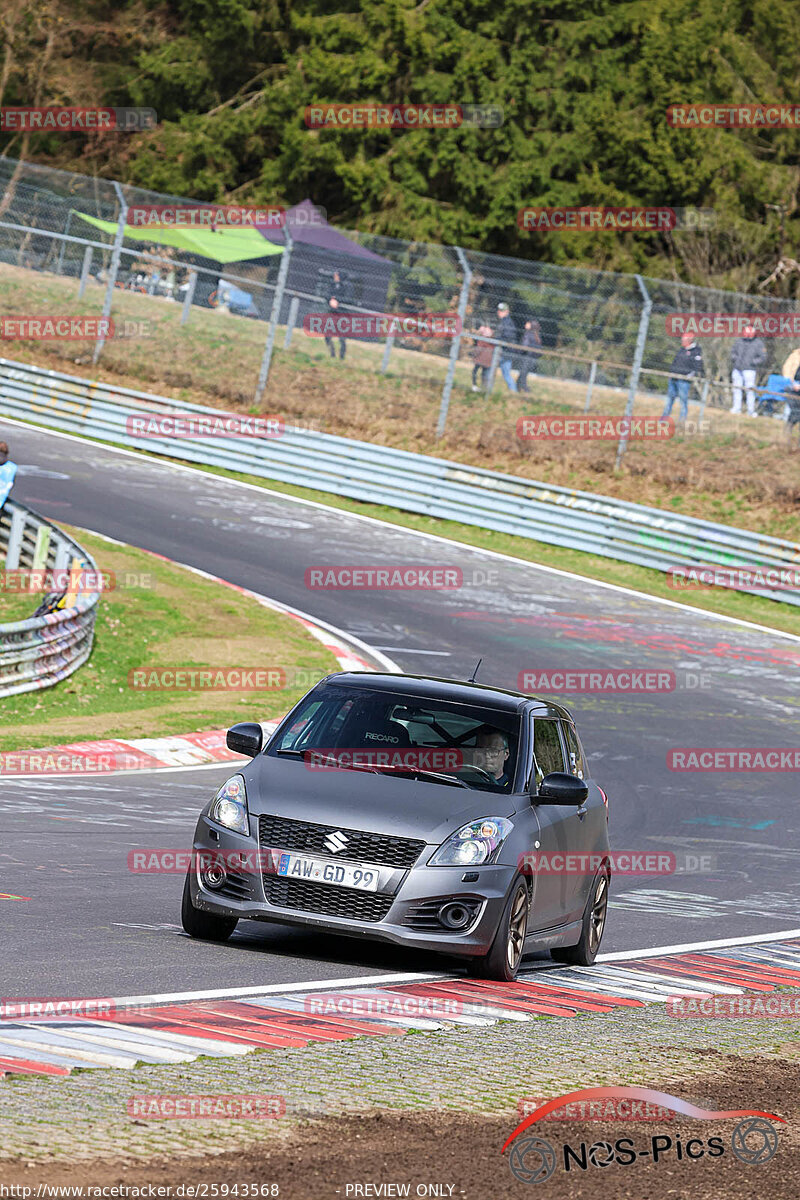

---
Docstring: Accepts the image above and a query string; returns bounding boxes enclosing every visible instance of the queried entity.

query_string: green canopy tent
[73,211,284,264]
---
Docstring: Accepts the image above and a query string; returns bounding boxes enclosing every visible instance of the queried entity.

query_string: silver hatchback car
[181,673,611,980]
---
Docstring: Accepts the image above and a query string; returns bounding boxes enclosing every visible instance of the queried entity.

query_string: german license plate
[276,852,379,892]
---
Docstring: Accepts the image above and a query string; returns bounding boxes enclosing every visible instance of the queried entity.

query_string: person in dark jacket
[470,323,494,391]
[324,269,347,360]
[495,302,518,392]
[661,333,704,422]
[517,318,542,393]
[730,325,767,416]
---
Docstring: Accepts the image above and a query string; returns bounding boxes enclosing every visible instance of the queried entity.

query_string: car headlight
[428,817,512,867]
[210,774,249,835]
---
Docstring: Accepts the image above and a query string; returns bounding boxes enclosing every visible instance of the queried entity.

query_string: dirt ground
[1,1052,797,1199]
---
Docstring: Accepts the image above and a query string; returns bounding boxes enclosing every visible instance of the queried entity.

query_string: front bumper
[189,817,516,958]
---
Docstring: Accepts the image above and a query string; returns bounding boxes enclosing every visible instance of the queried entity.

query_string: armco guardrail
[1,356,799,607]
[0,495,100,697]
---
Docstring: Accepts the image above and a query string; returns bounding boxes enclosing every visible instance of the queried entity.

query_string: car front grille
[216,867,251,902]
[258,814,425,869]
[263,876,395,922]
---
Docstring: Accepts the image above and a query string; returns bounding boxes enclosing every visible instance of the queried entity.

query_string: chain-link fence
[1,155,798,451]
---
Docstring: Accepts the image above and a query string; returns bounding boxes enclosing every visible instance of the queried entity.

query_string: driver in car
[473,729,511,787]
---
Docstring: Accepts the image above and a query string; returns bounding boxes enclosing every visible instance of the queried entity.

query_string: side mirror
[536,772,589,806]
[226,722,263,758]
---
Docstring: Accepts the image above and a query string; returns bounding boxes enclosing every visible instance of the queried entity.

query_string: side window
[533,720,564,779]
[562,722,585,779]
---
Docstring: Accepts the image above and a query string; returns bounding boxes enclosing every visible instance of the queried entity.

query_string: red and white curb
[2,541,399,777]
[2,936,800,1077]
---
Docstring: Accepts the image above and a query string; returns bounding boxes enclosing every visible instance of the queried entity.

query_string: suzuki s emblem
[324,830,349,854]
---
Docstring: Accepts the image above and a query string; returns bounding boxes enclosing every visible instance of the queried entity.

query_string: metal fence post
[92,182,128,364]
[698,378,710,424]
[77,246,93,298]
[180,270,197,325]
[56,210,72,277]
[614,275,652,470]
[381,332,394,373]
[485,343,501,396]
[436,247,472,438]
[283,295,299,349]
[254,229,293,406]
[583,360,598,412]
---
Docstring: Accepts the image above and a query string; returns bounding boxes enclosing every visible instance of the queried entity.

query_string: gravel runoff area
[0,1001,798,1199]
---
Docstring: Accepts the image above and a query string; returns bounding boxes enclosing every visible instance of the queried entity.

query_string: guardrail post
[485,343,501,396]
[583,360,598,413]
[4,507,25,569]
[180,270,197,325]
[283,295,299,349]
[32,524,51,571]
[381,332,394,373]
[93,182,129,364]
[254,229,293,405]
[77,246,93,298]
[436,247,473,439]
[615,275,652,470]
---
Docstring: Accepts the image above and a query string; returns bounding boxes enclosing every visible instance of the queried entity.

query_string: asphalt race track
[3,420,800,997]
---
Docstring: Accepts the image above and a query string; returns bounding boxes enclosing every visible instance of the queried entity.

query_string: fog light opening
[201,858,227,890]
[438,901,472,931]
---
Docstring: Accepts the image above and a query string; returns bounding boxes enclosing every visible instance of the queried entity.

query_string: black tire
[181,873,238,942]
[551,870,609,966]
[468,877,530,981]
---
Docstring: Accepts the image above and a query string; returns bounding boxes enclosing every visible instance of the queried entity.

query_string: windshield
[267,686,522,793]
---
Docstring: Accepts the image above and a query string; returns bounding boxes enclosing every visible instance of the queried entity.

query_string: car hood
[242,755,518,845]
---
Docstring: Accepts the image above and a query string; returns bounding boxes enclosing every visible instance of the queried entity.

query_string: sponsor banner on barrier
[126,1095,285,1120]
[0,997,116,1021]
[0,107,156,131]
[667,103,800,128]
[304,566,463,589]
[303,313,461,338]
[668,749,800,771]
[667,565,800,591]
[516,416,673,440]
[667,995,800,1018]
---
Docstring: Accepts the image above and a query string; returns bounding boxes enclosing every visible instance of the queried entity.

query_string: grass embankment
[1,262,798,545]
[0,529,339,752]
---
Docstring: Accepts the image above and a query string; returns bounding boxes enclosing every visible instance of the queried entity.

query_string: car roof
[316,671,575,721]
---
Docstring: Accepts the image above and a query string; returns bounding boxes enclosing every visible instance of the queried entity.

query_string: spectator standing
[787,362,800,451]
[495,302,518,392]
[325,269,347,360]
[517,318,542,393]
[730,324,766,416]
[662,332,704,423]
[470,323,494,391]
[0,441,17,509]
